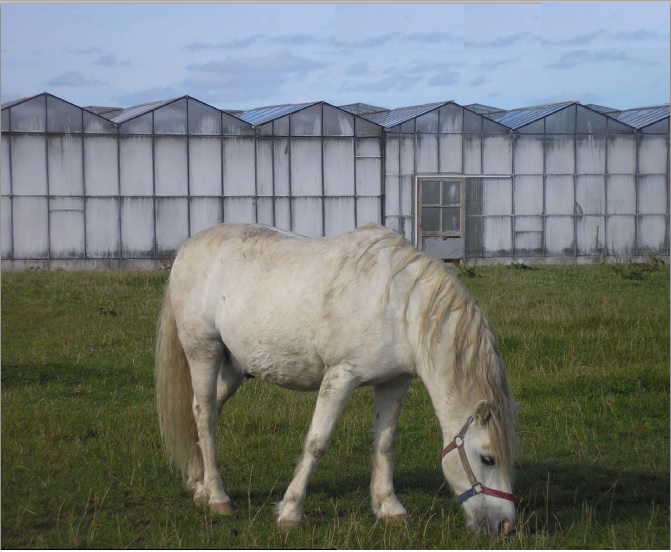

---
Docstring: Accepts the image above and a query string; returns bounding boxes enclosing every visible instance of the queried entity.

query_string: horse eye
[480,455,495,466]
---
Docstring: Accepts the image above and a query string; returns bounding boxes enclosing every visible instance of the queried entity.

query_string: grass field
[2,262,669,549]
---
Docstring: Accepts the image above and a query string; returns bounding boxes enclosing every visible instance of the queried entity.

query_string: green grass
[2,264,669,549]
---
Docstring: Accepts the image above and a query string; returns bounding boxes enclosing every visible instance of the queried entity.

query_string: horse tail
[155,279,201,485]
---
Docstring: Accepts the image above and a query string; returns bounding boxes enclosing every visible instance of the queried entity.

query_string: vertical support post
[117,123,123,261]
[186,98,192,237]
[81,108,87,259]
[45,95,52,261]
[320,104,325,237]
[152,111,157,259]
[8,106,15,260]
[353,116,358,229]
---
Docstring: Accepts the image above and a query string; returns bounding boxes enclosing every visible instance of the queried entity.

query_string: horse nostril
[500,520,514,537]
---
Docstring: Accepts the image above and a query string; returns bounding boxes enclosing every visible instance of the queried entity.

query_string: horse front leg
[276,365,360,530]
[371,375,413,521]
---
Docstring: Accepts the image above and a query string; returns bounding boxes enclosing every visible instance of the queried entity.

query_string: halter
[441,416,515,504]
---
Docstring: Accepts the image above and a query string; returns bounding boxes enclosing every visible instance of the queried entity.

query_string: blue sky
[1,3,669,112]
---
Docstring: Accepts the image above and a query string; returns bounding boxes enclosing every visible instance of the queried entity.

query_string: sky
[1,2,669,112]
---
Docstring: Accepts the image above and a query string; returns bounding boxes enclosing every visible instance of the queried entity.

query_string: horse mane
[353,225,518,478]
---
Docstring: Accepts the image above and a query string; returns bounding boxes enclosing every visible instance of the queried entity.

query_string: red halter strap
[441,416,515,504]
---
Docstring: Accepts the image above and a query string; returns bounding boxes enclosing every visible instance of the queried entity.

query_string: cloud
[466,32,540,48]
[94,54,131,67]
[116,86,187,106]
[544,29,670,47]
[338,31,462,48]
[426,71,460,87]
[185,34,332,51]
[65,47,103,55]
[346,61,370,76]
[469,75,488,87]
[339,74,416,93]
[46,71,108,87]
[187,52,326,76]
[478,57,520,70]
[546,50,657,70]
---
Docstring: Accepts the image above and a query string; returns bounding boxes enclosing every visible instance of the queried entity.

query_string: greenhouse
[1,92,668,269]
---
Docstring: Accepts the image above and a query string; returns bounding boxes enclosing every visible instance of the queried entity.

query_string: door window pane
[442,181,460,205]
[442,207,460,232]
[422,207,440,231]
[423,181,440,205]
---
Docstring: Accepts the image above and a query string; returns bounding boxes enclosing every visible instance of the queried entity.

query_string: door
[418,177,465,260]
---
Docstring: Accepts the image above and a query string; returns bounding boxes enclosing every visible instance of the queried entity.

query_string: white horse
[155,223,519,535]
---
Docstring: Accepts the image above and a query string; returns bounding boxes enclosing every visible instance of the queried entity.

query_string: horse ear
[474,400,491,424]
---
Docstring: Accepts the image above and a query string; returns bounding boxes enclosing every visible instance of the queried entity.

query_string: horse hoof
[193,492,209,505]
[277,519,301,531]
[210,501,234,515]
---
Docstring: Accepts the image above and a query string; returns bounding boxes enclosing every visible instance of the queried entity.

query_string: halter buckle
[454,436,463,447]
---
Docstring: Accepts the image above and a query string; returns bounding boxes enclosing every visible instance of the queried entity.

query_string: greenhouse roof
[360,101,450,128]
[611,105,670,129]
[338,102,388,115]
[237,102,320,125]
[464,103,505,115]
[486,101,576,129]
[109,98,183,124]
[583,104,620,115]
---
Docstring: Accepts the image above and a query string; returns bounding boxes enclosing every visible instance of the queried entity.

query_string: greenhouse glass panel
[189,137,222,196]
[258,122,273,137]
[545,106,575,134]
[400,120,415,134]
[156,198,189,252]
[273,139,290,196]
[515,216,543,232]
[356,137,380,157]
[483,118,508,134]
[439,104,463,133]
[387,124,401,134]
[356,197,381,227]
[120,113,152,134]
[223,138,255,196]
[576,135,606,174]
[545,135,575,174]
[422,181,440,205]
[463,135,481,175]
[11,135,46,195]
[463,110,482,133]
[576,106,607,133]
[356,118,381,137]
[638,135,668,174]
[422,207,440,231]
[439,134,462,173]
[154,100,187,134]
[545,175,574,215]
[385,176,400,216]
[224,198,255,223]
[400,136,414,175]
[290,105,321,136]
[10,96,46,132]
[84,111,117,134]
[516,120,544,134]
[465,178,482,217]
[465,215,481,257]
[442,207,460,232]
[400,176,413,217]
[48,136,83,196]
[514,230,543,256]
[514,135,543,174]
[324,138,354,196]
[416,134,438,173]
[638,215,668,252]
[482,135,512,175]
[606,216,635,255]
[577,215,605,255]
[640,119,669,134]
[190,198,222,235]
[607,117,634,134]
[443,181,460,205]
[403,217,413,242]
[14,197,48,258]
[188,99,221,135]
[274,198,291,230]
[155,137,188,196]
[607,135,636,174]
[120,136,153,196]
[1,109,9,132]
[324,197,355,236]
[273,116,289,136]
[482,216,512,256]
[1,135,11,195]
[255,138,273,197]
[47,96,82,133]
[291,139,322,196]
[576,175,605,215]
[222,113,254,136]
[545,216,574,256]
[292,197,322,236]
[482,178,512,216]
[1,198,11,257]
[513,175,543,215]
[606,175,636,215]
[255,198,273,226]
[416,110,439,133]
[50,197,85,258]
[323,106,354,136]
[121,198,154,257]
[638,175,667,214]
[86,198,120,257]
[385,135,400,175]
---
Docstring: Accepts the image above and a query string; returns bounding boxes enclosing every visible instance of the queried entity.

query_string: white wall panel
[576,135,606,174]
[274,139,290,196]
[403,217,414,242]
[14,197,48,257]
[606,216,635,255]
[190,198,222,236]
[482,135,512,175]
[290,139,322,196]
[10,97,46,132]
[121,198,154,257]
[576,175,605,215]
[156,198,188,252]
[416,110,439,133]
[189,138,222,196]
[483,216,512,255]
[85,136,118,196]
[255,138,273,196]
[274,198,291,231]
[120,136,153,196]
[400,135,414,175]
[638,135,668,174]
[48,136,83,196]
[545,136,574,175]
[323,106,354,136]
[324,138,354,195]
[356,137,380,157]
[291,105,321,136]
[356,197,381,227]
[400,176,413,217]
[292,197,322,237]
[223,138,255,196]
[515,231,543,254]
[11,135,46,195]
[325,197,355,236]
[439,134,462,173]
[514,176,543,215]
[385,175,400,216]
[439,104,463,133]
[638,215,667,251]
[224,197,255,223]
[545,216,574,255]
[463,135,481,175]
[1,198,11,257]
[1,135,10,196]
[155,137,187,196]
[49,197,84,257]
[638,175,668,214]
[607,135,636,174]
[577,216,605,255]
[385,135,400,176]
[86,198,119,257]
[545,175,574,215]
[482,178,512,216]
[416,134,438,173]
[606,175,635,215]
[256,197,274,226]
[84,111,117,134]
[515,216,543,232]
[514,135,543,174]
[356,158,381,196]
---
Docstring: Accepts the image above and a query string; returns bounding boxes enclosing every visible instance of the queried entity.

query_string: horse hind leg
[371,375,413,521]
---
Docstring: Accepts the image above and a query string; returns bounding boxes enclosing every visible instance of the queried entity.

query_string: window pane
[422,181,440,205]
[442,207,460,232]
[442,181,460,205]
[422,207,440,231]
